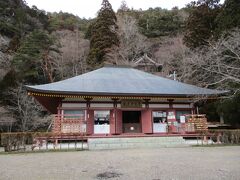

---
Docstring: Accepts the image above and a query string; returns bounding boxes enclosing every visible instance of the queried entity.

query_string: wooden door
[141,109,153,134]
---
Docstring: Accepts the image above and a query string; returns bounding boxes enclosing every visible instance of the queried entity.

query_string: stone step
[89,137,185,143]
[88,137,189,150]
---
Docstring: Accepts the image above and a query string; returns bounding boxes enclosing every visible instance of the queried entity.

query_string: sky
[25,0,196,19]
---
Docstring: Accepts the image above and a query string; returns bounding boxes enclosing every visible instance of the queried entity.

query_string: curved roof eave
[25,66,228,98]
[25,85,228,99]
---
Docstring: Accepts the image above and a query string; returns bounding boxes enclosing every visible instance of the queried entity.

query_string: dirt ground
[0,146,240,180]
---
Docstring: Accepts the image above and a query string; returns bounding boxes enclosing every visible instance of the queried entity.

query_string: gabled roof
[133,54,162,66]
[26,66,226,97]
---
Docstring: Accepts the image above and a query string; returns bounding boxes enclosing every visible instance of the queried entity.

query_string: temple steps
[88,136,189,150]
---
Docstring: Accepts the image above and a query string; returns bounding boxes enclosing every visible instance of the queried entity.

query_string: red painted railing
[52,114,87,134]
[52,114,208,134]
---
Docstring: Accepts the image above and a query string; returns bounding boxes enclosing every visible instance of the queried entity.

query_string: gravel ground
[0,146,240,180]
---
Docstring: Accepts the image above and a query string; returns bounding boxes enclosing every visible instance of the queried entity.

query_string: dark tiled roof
[26,66,226,97]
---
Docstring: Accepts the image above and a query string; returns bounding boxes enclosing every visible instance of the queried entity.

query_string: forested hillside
[0,0,239,132]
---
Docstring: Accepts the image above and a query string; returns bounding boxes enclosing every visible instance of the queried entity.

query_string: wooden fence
[0,132,87,152]
[0,130,239,152]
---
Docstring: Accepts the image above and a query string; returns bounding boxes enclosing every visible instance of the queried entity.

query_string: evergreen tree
[87,0,119,67]
[0,0,50,51]
[216,0,240,33]
[138,8,185,38]
[218,92,240,127]
[183,0,221,48]
[48,12,90,32]
[12,30,59,83]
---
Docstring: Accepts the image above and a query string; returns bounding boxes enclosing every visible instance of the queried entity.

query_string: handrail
[185,114,206,117]
[54,114,86,121]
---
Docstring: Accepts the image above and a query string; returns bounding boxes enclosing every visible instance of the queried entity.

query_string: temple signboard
[121,99,142,108]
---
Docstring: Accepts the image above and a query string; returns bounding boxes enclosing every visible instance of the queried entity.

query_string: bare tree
[40,44,60,83]
[6,84,50,132]
[182,29,240,94]
[118,0,130,12]
[53,29,90,79]
[153,35,186,77]
[0,35,12,81]
[0,106,16,132]
[105,15,150,65]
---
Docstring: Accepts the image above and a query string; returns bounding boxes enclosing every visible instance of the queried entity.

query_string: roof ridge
[103,64,133,69]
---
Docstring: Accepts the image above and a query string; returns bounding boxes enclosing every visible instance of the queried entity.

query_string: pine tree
[13,30,59,83]
[183,0,221,49]
[87,0,119,67]
[216,0,240,33]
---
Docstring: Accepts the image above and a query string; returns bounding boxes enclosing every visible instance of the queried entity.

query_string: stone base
[88,136,189,150]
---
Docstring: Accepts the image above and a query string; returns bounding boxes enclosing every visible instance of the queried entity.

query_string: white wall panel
[149,104,169,108]
[62,103,86,108]
[173,104,191,108]
[90,103,113,108]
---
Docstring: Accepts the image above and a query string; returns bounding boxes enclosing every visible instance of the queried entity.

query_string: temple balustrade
[52,112,208,135]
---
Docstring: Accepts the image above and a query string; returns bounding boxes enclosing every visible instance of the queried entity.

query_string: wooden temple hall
[26,66,226,137]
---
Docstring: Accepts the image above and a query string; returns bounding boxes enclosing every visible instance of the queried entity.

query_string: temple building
[26,66,225,136]
[133,53,162,73]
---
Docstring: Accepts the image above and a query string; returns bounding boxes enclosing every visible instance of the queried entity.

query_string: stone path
[0,146,240,180]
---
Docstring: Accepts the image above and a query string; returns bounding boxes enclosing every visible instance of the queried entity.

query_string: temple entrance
[122,111,141,133]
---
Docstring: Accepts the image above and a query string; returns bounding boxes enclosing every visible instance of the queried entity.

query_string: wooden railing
[0,132,87,152]
[185,114,208,132]
[52,114,87,134]
[51,113,208,134]
[160,114,208,134]
[1,129,239,152]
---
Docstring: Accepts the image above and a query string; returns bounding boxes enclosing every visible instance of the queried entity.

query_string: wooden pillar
[167,99,177,133]
[110,110,115,134]
[143,99,150,108]
[86,109,94,135]
[115,109,122,134]
[85,98,94,135]
[168,99,174,109]
[53,105,62,133]
[141,109,153,134]
[110,98,118,135]
[203,135,208,143]
[220,113,224,124]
